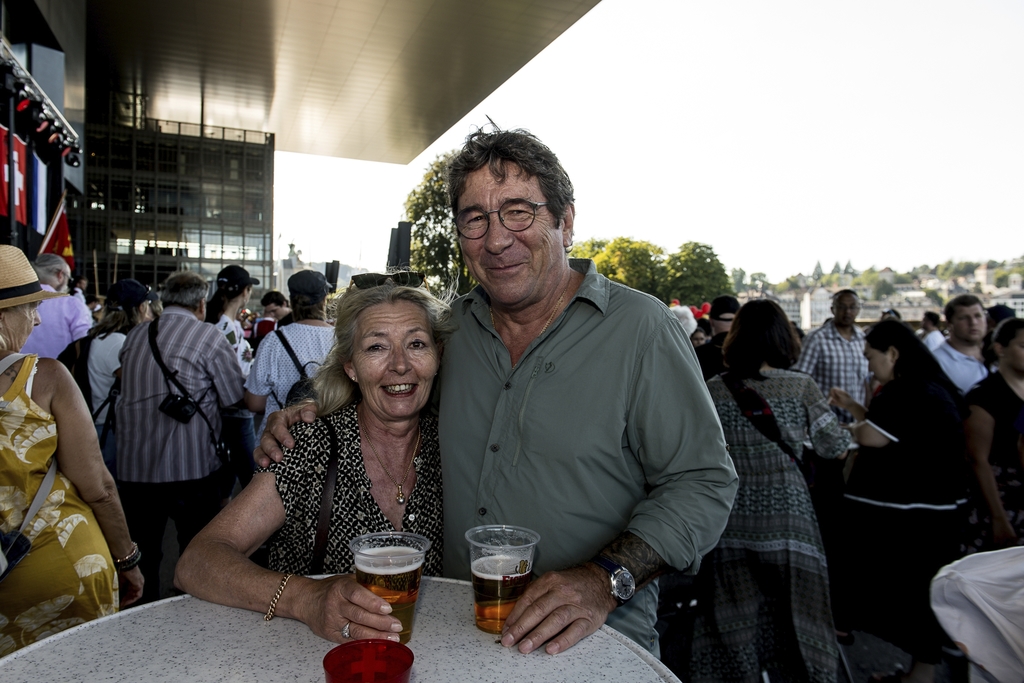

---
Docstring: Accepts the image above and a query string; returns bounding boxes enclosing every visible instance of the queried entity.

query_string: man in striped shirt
[794,289,869,423]
[117,271,245,604]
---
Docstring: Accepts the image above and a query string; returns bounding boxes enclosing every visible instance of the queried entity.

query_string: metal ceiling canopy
[87,0,600,163]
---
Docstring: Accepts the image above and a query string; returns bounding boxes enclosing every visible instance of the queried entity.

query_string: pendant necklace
[363,425,421,505]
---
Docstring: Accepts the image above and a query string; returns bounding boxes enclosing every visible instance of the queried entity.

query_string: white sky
[273,0,1024,284]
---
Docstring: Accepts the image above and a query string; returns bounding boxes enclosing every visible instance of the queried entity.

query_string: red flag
[39,192,74,270]
[0,127,28,224]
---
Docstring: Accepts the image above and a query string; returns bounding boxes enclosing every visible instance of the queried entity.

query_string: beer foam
[354,546,424,574]
[471,555,528,580]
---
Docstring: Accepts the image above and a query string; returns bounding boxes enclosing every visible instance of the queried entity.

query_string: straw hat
[0,245,68,309]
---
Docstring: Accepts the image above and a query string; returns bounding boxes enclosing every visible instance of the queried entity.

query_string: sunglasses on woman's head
[350,272,426,289]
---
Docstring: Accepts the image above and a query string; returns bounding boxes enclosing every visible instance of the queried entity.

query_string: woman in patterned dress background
[176,273,453,644]
[0,246,143,655]
[692,299,849,683]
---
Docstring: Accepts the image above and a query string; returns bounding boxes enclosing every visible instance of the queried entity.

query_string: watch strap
[590,554,625,576]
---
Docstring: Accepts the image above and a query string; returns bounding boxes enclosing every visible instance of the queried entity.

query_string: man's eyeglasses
[455,198,549,239]
[350,271,426,289]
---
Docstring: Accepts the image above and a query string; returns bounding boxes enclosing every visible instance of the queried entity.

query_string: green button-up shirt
[438,260,737,652]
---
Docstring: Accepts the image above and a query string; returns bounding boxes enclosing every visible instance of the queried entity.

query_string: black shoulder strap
[310,416,340,575]
[148,318,191,397]
[147,317,220,447]
[275,329,307,379]
[722,374,797,460]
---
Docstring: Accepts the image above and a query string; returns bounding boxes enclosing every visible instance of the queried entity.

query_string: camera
[159,393,198,423]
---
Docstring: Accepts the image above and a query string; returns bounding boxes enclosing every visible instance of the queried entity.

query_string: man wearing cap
[21,254,93,359]
[117,270,245,604]
[695,295,740,381]
[245,270,334,436]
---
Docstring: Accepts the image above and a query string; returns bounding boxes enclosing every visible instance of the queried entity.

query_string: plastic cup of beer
[465,525,541,634]
[349,532,431,644]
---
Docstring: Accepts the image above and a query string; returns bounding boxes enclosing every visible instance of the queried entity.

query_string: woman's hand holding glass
[291,574,403,643]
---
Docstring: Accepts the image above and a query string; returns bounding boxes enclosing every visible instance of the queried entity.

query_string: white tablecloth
[0,576,680,682]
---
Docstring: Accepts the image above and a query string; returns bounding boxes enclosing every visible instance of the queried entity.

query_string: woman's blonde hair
[0,303,37,352]
[313,280,457,416]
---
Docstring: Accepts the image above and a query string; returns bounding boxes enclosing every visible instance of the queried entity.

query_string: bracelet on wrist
[264,573,293,622]
[113,542,142,572]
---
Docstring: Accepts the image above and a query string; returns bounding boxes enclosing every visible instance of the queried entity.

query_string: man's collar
[40,284,56,293]
[162,305,197,318]
[826,319,864,339]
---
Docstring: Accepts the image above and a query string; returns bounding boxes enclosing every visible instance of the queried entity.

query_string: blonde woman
[176,273,453,643]
[0,246,142,655]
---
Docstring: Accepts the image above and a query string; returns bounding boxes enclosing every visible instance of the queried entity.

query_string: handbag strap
[147,318,220,448]
[20,458,58,534]
[275,330,307,379]
[310,416,341,575]
[722,374,798,461]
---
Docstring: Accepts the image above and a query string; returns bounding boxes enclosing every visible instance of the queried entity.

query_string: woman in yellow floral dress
[0,246,143,656]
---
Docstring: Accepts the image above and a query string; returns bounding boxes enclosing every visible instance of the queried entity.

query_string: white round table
[0,577,680,682]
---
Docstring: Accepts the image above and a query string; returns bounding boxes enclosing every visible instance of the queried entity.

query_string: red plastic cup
[323,639,414,683]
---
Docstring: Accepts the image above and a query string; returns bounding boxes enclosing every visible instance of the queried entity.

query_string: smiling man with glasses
[21,253,93,359]
[434,128,736,657]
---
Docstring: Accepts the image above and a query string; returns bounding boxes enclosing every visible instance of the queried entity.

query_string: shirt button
[490,444,500,452]
[504,382,511,390]
[408,514,416,522]
[478,507,487,516]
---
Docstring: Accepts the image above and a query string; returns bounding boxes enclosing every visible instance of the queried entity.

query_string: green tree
[830,261,842,275]
[874,279,895,298]
[731,268,747,293]
[664,242,733,305]
[843,260,856,276]
[572,238,609,261]
[584,237,667,299]
[924,289,944,306]
[406,152,475,295]
[812,261,824,281]
[749,272,770,294]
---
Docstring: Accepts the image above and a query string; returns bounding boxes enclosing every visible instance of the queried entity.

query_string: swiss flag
[0,125,27,224]
[39,192,74,270]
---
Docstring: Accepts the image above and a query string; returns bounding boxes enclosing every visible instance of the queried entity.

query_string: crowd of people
[2,126,1022,683]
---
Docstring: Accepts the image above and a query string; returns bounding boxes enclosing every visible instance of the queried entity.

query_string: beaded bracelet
[113,542,142,572]
[264,573,294,621]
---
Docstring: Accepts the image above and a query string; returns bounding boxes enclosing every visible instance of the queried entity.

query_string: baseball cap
[106,279,159,311]
[709,295,740,321]
[216,265,260,295]
[988,304,1015,324]
[288,270,330,305]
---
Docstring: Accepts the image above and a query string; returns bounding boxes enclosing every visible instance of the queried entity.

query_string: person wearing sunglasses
[254,127,736,657]
[175,274,453,643]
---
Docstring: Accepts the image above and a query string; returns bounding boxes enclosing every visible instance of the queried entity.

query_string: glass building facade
[70,93,274,295]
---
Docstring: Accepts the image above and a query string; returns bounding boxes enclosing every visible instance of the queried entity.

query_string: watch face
[613,569,636,601]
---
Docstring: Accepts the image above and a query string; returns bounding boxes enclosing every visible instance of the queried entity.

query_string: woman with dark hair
[58,280,156,477]
[828,319,969,683]
[691,300,849,683]
[206,265,260,496]
[964,317,1024,551]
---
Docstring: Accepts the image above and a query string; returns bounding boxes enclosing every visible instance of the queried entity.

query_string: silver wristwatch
[590,555,636,605]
